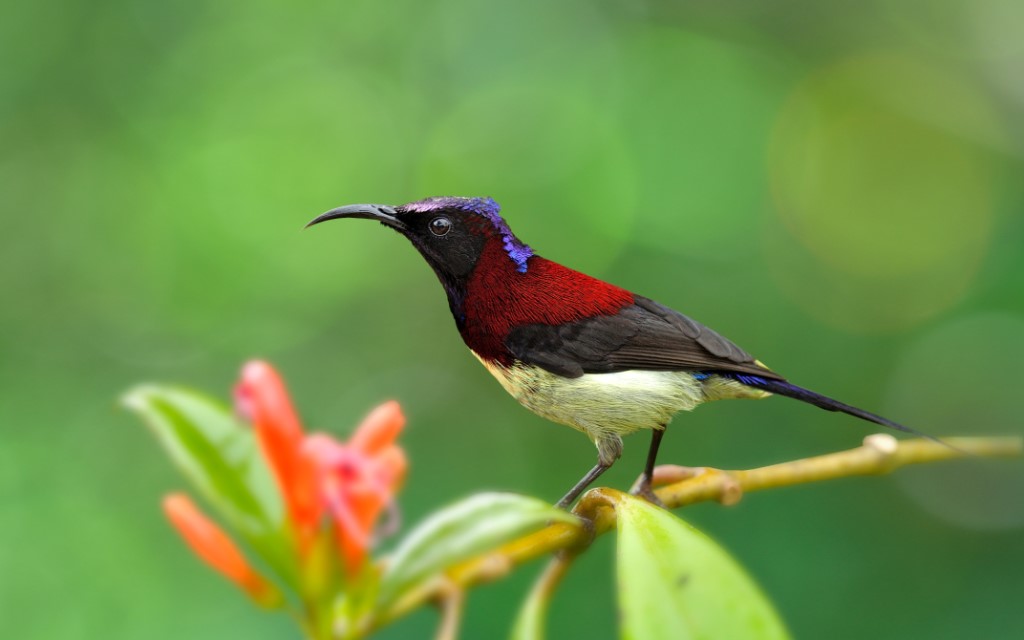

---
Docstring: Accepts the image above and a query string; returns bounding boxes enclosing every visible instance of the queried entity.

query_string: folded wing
[504,295,785,380]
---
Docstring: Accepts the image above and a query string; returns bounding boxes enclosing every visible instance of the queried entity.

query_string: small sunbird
[308,196,945,507]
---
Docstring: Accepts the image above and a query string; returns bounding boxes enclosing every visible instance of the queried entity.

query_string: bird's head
[307,196,533,286]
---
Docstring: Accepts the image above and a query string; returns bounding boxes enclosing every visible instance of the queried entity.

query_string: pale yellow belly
[472,352,767,444]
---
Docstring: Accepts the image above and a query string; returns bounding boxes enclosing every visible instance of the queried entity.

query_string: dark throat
[437,272,468,331]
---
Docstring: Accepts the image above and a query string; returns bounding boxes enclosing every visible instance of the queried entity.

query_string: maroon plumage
[463,239,635,364]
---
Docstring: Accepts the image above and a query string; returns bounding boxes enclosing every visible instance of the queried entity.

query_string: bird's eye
[429,216,452,237]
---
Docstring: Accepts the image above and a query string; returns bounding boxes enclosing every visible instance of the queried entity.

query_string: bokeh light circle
[766,53,1003,333]
[132,54,410,353]
[885,313,1024,530]
[770,54,998,279]
[617,27,794,260]
[970,0,1024,126]
[762,222,980,334]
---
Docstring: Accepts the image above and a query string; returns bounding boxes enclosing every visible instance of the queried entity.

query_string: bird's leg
[630,428,666,507]
[555,435,622,509]
[555,462,611,509]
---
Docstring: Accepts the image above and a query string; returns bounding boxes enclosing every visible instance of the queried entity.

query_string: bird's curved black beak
[305,204,404,230]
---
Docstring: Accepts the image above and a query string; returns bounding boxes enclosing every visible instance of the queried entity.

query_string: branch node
[715,472,744,506]
[863,433,900,472]
[558,516,595,557]
[466,552,513,584]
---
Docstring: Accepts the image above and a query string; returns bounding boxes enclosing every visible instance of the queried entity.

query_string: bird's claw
[629,481,665,508]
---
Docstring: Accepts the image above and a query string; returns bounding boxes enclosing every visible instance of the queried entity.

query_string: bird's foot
[629,480,666,508]
[629,465,714,508]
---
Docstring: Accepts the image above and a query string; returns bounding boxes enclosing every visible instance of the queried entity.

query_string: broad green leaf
[616,496,790,640]
[123,385,292,581]
[378,493,577,609]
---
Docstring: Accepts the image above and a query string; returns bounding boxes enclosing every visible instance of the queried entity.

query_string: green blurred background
[3,0,1023,637]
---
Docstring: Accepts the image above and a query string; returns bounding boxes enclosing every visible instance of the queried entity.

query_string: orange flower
[303,401,407,573]
[163,493,281,607]
[235,361,321,554]
[235,361,407,576]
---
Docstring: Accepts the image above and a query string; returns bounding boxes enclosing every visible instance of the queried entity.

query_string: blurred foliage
[2,0,1022,638]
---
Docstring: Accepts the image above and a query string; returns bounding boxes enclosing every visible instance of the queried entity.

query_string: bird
[307,196,946,508]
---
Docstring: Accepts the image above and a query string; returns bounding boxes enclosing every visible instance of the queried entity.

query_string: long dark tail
[725,374,951,448]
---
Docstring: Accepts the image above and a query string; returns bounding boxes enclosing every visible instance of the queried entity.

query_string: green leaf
[378,493,577,609]
[123,384,292,581]
[616,496,790,640]
[511,561,561,640]
[511,577,548,640]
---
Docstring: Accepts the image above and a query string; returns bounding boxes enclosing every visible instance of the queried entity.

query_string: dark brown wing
[503,295,784,380]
